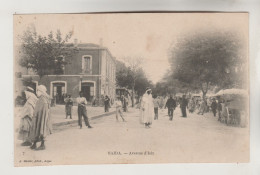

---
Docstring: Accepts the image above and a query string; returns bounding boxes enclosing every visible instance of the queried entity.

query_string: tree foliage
[168,31,247,97]
[19,26,74,78]
[115,59,152,97]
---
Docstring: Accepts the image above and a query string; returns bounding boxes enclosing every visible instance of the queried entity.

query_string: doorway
[52,82,66,104]
[81,82,94,101]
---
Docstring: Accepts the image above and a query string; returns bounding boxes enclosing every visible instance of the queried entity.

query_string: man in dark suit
[180,95,188,117]
[165,95,177,121]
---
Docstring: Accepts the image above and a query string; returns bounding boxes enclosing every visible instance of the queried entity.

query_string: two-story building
[15,42,116,104]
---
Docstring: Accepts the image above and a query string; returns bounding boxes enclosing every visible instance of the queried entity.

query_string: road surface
[14,107,249,166]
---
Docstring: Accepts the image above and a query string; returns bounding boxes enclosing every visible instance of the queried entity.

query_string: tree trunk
[131,86,135,107]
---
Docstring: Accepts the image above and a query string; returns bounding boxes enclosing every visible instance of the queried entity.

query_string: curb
[52,110,116,127]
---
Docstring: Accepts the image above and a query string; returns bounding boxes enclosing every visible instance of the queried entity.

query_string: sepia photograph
[13,13,249,166]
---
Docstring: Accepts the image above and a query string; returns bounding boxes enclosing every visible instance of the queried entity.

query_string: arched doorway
[80,81,95,102]
[50,81,67,104]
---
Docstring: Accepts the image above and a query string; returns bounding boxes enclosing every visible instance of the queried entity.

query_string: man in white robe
[140,88,154,128]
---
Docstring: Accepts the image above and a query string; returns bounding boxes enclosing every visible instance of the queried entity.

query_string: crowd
[17,84,240,151]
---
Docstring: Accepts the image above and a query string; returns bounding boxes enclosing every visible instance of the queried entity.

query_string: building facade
[15,43,116,104]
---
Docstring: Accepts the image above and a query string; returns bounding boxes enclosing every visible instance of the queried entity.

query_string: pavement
[14,107,249,166]
[14,105,116,131]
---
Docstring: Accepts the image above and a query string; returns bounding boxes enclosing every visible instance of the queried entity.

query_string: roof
[68,42,117,64]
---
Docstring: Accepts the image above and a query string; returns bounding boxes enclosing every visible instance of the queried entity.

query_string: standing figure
[165,95,177,120]
[18,87,38,146]
[92,96,96,107]
[153,95,160,120]
[76,91,92,129]
[104,95,110,112]
[140,88,154,128]
[30,85,52,150]
[64,95,73,119]
[217,99,222,121]
[121,95,127,112]
[197,99,206,115]
[180,95,188,117]
[115,97,126,122]
[211,98,217,117]
[188,97,196,113]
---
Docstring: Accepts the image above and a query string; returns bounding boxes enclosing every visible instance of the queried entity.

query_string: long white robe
[140,92,154,124]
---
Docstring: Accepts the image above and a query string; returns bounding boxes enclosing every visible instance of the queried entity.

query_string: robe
[30,94,52,142]
[140,93,154,124]
[18,91,38,142]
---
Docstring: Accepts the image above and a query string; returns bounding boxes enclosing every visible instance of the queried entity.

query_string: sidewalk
[51,105,116,127]
[14,105,116,130]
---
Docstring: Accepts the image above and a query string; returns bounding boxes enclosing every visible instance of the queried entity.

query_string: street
[14,107,249,166]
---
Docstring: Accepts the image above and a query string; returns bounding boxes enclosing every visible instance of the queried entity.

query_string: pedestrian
[211,98,217,117]
[140,88,154,128]
[115,97,126,122]
[64,95,73,119]
[188,97,196,113]
[197,99,206,115]
[122,95,128,112]
[153,95,160,120]
[217,98,222,121]
[92,96,96,107]
[180,95,188,117]
[30,85,52,150]
[18,86,38,146]
[165,95,177,120]
[76,91,92,129]
[104,95,110,112]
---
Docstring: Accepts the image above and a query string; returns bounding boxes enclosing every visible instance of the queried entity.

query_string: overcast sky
[14,13,248,83]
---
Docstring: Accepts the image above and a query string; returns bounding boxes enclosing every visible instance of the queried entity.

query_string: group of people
[18,85,52,151]
[139,88,190,129]
[187,97,219,117]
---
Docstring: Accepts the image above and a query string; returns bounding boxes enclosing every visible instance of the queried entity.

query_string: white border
[2,1,260,175]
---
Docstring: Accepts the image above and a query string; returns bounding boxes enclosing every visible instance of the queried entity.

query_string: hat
[37,85,47,93]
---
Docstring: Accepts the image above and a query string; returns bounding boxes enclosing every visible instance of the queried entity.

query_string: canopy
[215,89,248,97]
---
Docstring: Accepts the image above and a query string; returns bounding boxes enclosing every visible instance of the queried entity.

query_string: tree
[169,31,247,98]
[115,59,153,106]
[19,26,74,80]
[122,56,144,107]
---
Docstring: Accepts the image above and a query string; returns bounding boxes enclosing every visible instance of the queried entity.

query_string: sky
[13,13,248,83]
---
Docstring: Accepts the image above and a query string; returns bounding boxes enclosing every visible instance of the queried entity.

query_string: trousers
[78,106,90,127]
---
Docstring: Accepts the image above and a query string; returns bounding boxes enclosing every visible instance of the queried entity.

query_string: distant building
[15,42,116,104]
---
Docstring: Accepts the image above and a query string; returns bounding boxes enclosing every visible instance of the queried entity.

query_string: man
[76,91,92,129]
[64,95,73,119]
[153,95,160,120]
[211,98,217,117]
[30,85,52,150]
[165,95,177,120]
[217,98,222,121]
[104,95,110,112]
[140,88,154,128]
[180,95,188,117]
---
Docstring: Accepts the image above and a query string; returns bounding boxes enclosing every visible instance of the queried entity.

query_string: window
[82,55,92,74]
[54,56,65,75]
